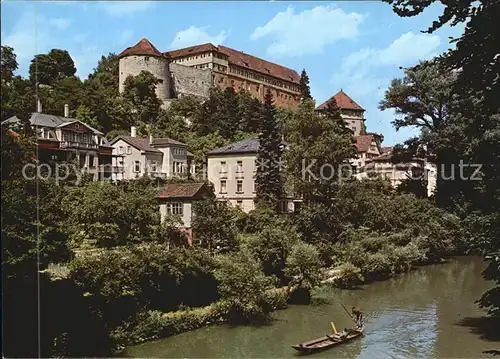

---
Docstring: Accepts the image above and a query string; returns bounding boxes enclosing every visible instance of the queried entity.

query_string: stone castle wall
[169,63,212,99]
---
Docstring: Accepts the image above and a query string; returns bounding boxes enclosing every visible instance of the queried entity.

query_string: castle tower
[118,38,170,102]
[315,89,366,136]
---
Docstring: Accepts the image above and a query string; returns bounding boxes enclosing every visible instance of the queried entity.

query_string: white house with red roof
[157,182,212,245]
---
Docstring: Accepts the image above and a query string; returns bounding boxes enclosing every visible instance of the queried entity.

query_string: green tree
[214,250,273,323]
[2,128,71,357]
[255,89,283,210]
[285,242,323,301]
[299,69,312,100]
[191,197,238,252]
[285,98,356,202]
[122,70,162,126]
[62,179,162,248]
[245,224,300,284]
[383,0,499,113]
[29,49,76,86]
[237,90,262,134]
[1,45,17,78]
[38,75,84,117]
[80,53,121,133]
[1,46,37,121]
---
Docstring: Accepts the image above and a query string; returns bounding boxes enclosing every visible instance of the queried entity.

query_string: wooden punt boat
[291,327,364,355]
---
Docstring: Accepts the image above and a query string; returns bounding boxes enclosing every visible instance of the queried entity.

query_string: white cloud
[325,31,441,146]
[3,12,49,63]
[49,18,72,30]
[99,1,154,16]
[170,26,228,49]
[250,5,366,58]
[118,29,134,46]
[3,11,101,79]
[331,31,441,100]
[336,32,440,80]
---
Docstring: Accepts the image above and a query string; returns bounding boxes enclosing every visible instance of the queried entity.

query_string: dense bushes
[214,250,273,324]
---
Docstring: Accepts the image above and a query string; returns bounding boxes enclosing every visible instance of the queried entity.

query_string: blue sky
[1,1,464,145]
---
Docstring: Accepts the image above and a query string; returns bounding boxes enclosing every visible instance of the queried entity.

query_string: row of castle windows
[229,65,299,92]
[173,51,228,63]
[220,76,298,103]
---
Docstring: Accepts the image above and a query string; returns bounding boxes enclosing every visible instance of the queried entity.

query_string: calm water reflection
[125,257,498,358]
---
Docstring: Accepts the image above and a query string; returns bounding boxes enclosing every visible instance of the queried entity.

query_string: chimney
[64,104,69,118]
[149,134,153,144]
[37,100,43,113]
[131,126,137,137]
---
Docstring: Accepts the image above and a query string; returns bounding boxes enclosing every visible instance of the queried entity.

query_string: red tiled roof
[381,146,393,154]
[164,43,219,59]
[317,90,365,111]
[165,43,300,84]
[158,182,206,199]
[355,134,375,153]
[119,38,164,58]
[218,45,300,84]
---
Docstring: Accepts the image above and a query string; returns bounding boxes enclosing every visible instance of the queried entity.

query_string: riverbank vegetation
[2,0,499,356]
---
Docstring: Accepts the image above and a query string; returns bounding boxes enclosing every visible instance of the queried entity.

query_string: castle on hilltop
[118,38,302,109]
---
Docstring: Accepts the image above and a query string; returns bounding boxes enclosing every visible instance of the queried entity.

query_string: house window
[88,155,95,168]
[127,146,132,154]
[236,180,243,193]
[220,161,227,173]
[150,161,157,172]
[236,200,243,208]
[119,146,124,155]
[167,202,183,215]
[220,180,227,194]
[145,56,150,62]
[134,161,140,173]
[236,160,243,173]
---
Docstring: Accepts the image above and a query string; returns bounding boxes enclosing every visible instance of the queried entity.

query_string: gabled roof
[218,45,300,84]
[119,38,164,58]
[110,136,161,153]
[316,90,365,111]
[158,182,208,199]
[165,43,300,84]
[164,43,219,59]
[355,134,378,153]
[207,138,288,156]
[152,137,187,147]
[3,113,103,135]
[56,120,104,135]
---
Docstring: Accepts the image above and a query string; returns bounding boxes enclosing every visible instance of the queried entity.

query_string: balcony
[60,141,98,150]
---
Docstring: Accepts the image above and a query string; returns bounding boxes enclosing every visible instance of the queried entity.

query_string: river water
[125,256,499,358]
